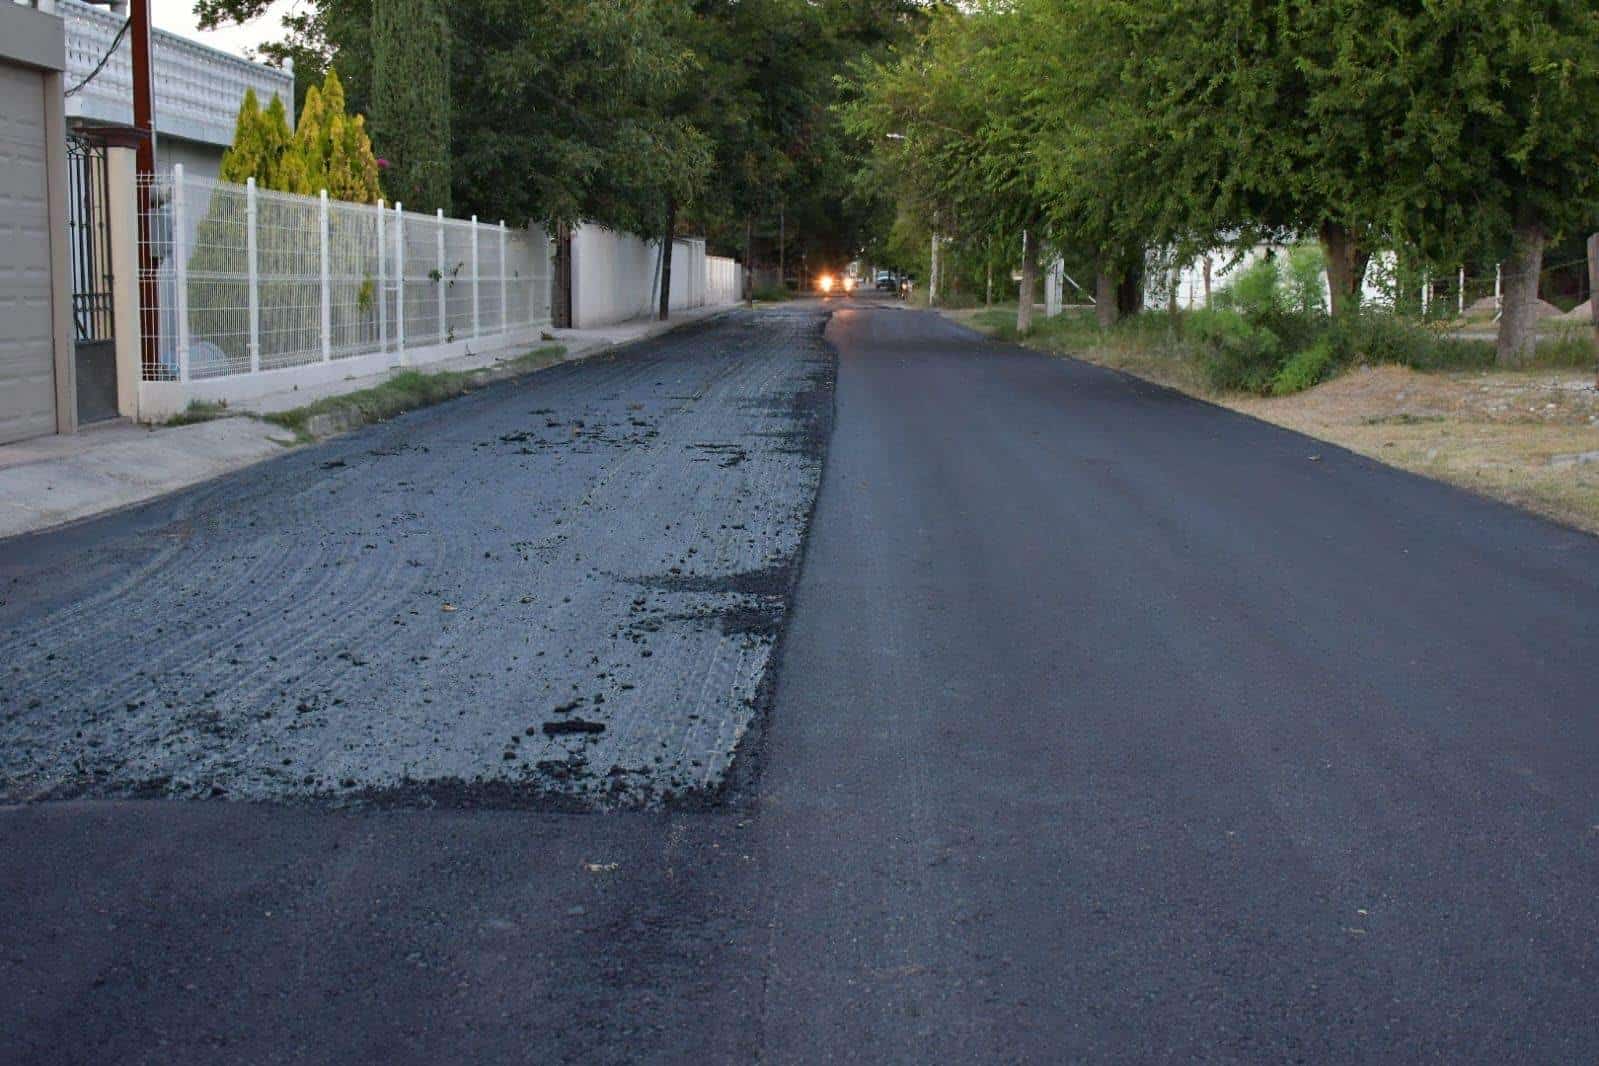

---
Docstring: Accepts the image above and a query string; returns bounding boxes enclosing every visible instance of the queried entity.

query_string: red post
[130,0,159,375]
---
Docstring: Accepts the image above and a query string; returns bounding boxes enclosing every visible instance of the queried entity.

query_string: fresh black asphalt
[3,298,1598,1062]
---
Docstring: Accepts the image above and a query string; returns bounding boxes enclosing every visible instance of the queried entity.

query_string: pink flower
[376,157,391,169]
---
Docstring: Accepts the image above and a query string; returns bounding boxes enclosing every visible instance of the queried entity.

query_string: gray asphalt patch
[0,309,836,808]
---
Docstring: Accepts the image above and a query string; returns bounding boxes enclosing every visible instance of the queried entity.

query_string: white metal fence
[139,166,551,383]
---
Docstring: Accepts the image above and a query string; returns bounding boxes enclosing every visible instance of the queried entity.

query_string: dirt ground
[1230,366,1599,534]
[949,308,1599,536]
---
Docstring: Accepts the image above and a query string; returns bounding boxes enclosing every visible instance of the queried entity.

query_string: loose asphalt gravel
[0,310,832,808]
[3,296,1599,1063]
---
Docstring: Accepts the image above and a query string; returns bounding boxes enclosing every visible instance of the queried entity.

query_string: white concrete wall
[571,225,659,328]
[570,227,734,328]
[707,255,740,306]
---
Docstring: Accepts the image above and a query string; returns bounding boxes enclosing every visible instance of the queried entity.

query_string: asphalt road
[4,297,1599,1063]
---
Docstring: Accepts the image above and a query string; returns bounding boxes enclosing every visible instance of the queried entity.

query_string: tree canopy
[219,69,381,204]
[845,0,1599,362]
[199,0,925,277]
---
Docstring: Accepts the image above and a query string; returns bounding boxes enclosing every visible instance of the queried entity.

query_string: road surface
[3,298,1598,1063]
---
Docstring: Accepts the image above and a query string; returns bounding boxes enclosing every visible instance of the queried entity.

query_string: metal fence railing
[139,166,552,383]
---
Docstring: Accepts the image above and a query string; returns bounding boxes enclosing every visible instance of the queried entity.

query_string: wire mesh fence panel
[504,228,551,329]
[328,199,383,359]
[137,172,178,381]
[529,226,553,325]
[254,186,323,371]
[181,177,252,378]
[402,213,441,348]
[443,218,475,340]
[478,226,504,335]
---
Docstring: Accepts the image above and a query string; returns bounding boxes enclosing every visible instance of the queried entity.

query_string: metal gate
[67,132,118,424]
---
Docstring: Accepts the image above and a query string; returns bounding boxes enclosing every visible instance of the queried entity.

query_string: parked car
[875,271,898,292]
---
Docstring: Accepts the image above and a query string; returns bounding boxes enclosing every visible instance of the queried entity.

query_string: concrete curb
[0,308,741,542]
[293,308,738,442]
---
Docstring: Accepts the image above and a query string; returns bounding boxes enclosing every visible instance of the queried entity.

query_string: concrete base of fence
[134,324,556,422]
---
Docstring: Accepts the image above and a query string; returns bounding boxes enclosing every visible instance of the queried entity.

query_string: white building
[58,0,294,176]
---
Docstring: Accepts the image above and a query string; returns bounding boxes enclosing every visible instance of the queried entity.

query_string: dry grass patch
[1230,366,1599,532]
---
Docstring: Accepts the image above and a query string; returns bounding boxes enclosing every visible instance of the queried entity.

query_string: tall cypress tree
[371,0,450,213]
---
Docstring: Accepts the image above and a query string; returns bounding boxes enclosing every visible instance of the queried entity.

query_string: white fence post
[436,208,447,343]
[246,176,259,374]
[394,202,406,364]
[377,198,387,354]
[1458,266,1466,316]
[471,215,481,338]
[499,221,508,331]
[319,189,332,362]
[172,164,191,382]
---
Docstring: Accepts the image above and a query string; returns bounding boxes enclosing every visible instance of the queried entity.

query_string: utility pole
[131,0,159,374]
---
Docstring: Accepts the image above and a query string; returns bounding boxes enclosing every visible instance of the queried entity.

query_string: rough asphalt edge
[683,310,840,814]
[946,312,1599,543]
[0,310,739,551]
[327,312,842,816]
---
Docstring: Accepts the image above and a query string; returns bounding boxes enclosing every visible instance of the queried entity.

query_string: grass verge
[163,400,232,427]
[262,345,566,443]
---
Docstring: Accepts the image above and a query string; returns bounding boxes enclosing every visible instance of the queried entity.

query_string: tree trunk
[657,200,676,321]
[1320,221,1367,318]
[930,232,941,306]
[1095,269,1119,329]
[1497,219,1545,366]
[1116,262,1142,319]
[1588,233,1599,387]
[745,216,754,306]
[1017,229,1038,335]
[985,239,994,307]
[552,222,573,329]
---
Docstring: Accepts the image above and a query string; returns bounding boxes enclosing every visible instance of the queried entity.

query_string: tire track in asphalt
[0,310,835,808]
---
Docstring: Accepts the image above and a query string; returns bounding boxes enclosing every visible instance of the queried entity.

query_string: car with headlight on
[816,273,857,297]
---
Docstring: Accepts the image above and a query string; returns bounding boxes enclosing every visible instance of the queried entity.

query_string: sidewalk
[0,305,734,541]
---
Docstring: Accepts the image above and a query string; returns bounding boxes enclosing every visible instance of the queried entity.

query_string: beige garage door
[0,63,57,444]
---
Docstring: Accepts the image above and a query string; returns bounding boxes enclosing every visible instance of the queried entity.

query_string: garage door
[0,63,57,444]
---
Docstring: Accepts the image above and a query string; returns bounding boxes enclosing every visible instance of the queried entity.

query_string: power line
[65,17,133,98]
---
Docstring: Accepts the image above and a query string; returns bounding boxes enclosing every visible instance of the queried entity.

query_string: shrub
[1327,312,1492,370]
[1527,325,1599,370]
[1284,243,1329,317]
[1189,307,1285,393]
[1211,257,1286,320]
[1195,250,1332,393]
[752,284,791,302]
[1271,337,1337,395]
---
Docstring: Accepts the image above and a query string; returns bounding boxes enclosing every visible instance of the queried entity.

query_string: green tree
[219,70,381,204]
[844,3,1046,330]
[1345,1,1599,364]
[371,0,450,213]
